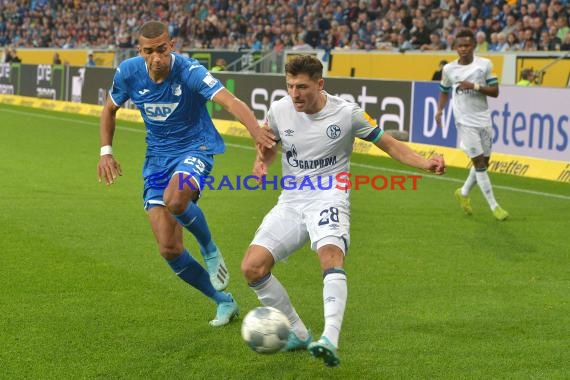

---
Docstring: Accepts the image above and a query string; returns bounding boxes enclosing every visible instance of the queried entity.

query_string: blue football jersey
[109,53,225,156]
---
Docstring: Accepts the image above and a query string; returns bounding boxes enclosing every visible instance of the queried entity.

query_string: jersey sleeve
[439,64,452,93]
[351,104,383,143]
[186,63,225,101]
[108,66,130,106]
[266,105,281,142]
[485,60,499,86]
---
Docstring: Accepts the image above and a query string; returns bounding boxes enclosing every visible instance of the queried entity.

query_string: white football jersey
[267,91,383,202]
[440,56,498,128]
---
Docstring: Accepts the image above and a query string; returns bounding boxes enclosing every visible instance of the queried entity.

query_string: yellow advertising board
[1,94,568,183]
[327,52,505,83]
[328,51,569,87]
[9,49,115,67]
[517,57,570,87]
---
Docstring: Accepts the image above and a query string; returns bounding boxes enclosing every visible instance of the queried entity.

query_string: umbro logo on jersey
[138,89,150,95]
[329,223,339,230]
[284,129,294,136]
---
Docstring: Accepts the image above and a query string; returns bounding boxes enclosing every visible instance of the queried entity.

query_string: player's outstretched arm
[213,89,276,149]
[98,96,122,185]
[253,143,278,180]
[435,92,449,127]
[375,133,445,175]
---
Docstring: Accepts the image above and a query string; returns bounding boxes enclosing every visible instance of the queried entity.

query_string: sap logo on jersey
[144,103,179,121]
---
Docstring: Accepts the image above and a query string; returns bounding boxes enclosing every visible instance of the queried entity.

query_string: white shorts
[457,125,493,158]
[250,199,350,262]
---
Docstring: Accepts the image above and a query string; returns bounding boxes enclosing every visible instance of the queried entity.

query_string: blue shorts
[142,152,214,210]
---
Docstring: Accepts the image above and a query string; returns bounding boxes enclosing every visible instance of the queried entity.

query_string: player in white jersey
[241,55,446,367]
[436,28,509,221]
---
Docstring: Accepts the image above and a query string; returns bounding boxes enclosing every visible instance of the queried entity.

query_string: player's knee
[164,199,186,215]
[240,258,259,283]
[241,249,271,283]
[471,155,487,170]
[164,186,199,215]
[163,190,189,215]
[159,247,183,261]
[158,244,184,261]
[317,243,345,270]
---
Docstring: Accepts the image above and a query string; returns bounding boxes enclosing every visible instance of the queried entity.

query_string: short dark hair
[455,28,475,42]
[521,68,534,79]
[140,21,168,39]
[285,55,323,80]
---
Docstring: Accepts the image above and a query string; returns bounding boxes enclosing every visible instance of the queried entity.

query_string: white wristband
[100,145,113,156]
[474,83,481,91]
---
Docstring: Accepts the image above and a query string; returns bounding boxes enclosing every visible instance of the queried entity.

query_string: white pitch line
[3,107,569,200]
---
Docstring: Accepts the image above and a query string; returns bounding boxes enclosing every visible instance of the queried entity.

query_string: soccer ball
[241,306,291,354]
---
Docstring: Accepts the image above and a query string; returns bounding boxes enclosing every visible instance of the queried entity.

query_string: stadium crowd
[1,0,569,55]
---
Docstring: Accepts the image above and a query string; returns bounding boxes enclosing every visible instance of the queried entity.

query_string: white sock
[475,169,498,210]
[461,167,477,196]
[250,273,309,340]
[322,272,347,348]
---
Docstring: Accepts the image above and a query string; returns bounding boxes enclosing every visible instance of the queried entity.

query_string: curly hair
[284,55,323,80]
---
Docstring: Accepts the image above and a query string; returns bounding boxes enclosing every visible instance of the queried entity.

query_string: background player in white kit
[241,55,446,367]
[435,28,509,221]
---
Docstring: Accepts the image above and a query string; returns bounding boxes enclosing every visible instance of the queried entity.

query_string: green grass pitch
[1,103,569,379]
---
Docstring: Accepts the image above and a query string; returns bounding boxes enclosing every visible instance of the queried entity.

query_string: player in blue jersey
[97,21,275,327]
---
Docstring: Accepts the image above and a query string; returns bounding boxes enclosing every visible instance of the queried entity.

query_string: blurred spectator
[117,31,133,49]
[53,52,62,65]
[522,38,538,50]
[431,60,448,81]
[502,14,519,36]
[488,33,500,51]
[475,31,489,51]
[0,0,568,56]
[426,8,444,32]
[421,32,446,51]
[210,58,227,72]
[4,48,21,63]
[444,33,456,51]
[481,0,495,20]
[396,33,414,52]
[506,32,521,50]
[548,26,563,50]
[409,18,431,49]
[520,28,538,51]
[538,30,552,51]
[562,32,570,50]
[517,68,536,86]
[273,38,285,53]
[556,12,569,41]
[291,37,313,51]
[495,32,510,51]
[86,53,96,67]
